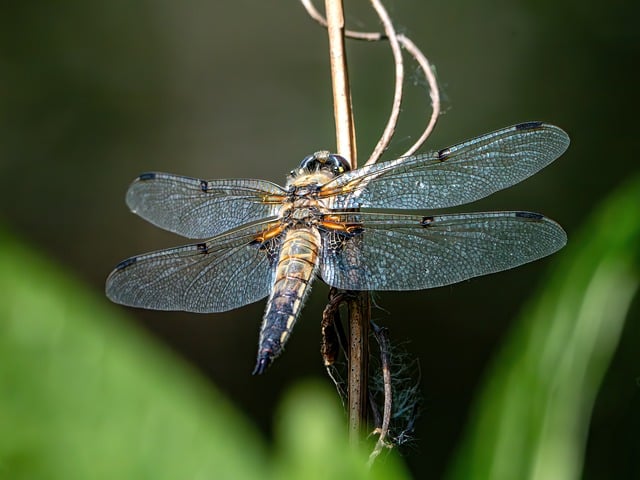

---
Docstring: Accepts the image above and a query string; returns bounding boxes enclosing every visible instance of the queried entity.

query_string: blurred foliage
[448,176,640,479]
[0,1,639,478]
[0,176,637,479]
[0,227,409,480]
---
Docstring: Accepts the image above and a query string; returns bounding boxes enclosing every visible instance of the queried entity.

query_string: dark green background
[1,1,638,477]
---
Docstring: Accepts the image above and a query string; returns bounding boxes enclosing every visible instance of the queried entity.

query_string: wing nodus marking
[421,215,435,227]
[196,242,209,254]
[437,148,451,161]
[199,180,208,192]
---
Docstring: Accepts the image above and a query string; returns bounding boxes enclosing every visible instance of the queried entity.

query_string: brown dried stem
[368,322,393,466]
[303,0,438,453]
[324,0,357,166]
[300,0,441,163]
[323,0,369,446]
[365,0,403,165]
[321,288,349,404]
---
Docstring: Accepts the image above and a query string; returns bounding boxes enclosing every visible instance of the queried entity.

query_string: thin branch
[395,34,440,158]
[323,0,369,446]
[321,288,348,404]
[346,291,370,445]
[302,0,438,455]
[365,0,403,166]
[368,322,393,465]
[300,0,441,162]
[324,0,357,166]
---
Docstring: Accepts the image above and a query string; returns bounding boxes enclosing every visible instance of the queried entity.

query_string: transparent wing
[320,122,569,209]
[106,221,278,313]
[126,172,286,239]
[320,211,566,290]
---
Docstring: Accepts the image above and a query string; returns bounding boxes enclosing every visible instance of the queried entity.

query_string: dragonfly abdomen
[253,227,321,374]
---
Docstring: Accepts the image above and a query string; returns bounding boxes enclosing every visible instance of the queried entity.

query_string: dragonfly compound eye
[299,154,318,171]
[327,154,350,173]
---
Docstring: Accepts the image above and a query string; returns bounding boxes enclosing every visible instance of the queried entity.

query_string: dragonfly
[106,121,569,374]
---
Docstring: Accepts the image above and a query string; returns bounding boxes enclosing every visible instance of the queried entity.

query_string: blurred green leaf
[274,382,411,480]
[448,176,640,480]
[0,227,268,480]
[0,228,410,480]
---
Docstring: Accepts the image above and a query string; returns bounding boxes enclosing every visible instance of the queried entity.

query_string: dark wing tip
[515,211,544,220]
[137,172,157,181]
[113,256,137,270]
[514,211,568,251]
[515,121,570,158]
[105,258,137,303]
[515,121,544,131]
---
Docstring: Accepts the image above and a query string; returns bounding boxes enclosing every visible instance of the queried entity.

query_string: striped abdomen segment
[253,227,321,374]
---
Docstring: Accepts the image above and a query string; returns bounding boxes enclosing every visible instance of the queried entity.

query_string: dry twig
[323,0,369,445]
[368,322,393,465]
[300,0,441,162]
[302,0,438,455]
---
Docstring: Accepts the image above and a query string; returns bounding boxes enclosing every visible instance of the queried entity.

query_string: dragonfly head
[289,151,351,179]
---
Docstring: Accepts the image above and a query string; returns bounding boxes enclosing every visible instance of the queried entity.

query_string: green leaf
[448,176,640,480]
[273,382,411,480]
[0,228,268,480]
[0,227,411,479]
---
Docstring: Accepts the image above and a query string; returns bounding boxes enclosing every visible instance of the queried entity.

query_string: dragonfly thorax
[278,196,325,225]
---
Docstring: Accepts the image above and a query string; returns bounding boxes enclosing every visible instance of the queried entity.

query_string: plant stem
[323,0,369,445]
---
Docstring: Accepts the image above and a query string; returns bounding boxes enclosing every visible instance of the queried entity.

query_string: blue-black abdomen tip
[138,172,156,181]
[252,356,271,375]
[515,121,544,131]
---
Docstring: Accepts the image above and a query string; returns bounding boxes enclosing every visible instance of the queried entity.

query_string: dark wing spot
[115,257,137,270]
[200,180,208,192]
[515,121,544,131]
[515,211,544,220]
[437,148,451,161]
[420,216,435,227]
[196,242,209,254]
[138,172,156,181]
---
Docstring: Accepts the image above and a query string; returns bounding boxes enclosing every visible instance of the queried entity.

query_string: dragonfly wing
[320,211,566,291]
[126,173,286,238]
[321,122,569,210]
[106,221,278,313]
